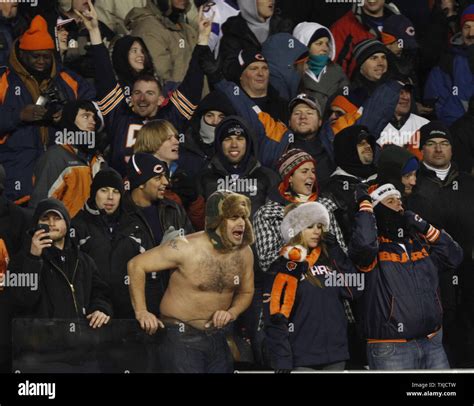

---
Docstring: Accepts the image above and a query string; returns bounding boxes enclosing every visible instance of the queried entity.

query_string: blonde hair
[133,120,178,154]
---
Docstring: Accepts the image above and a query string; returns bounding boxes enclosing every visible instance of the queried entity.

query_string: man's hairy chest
[186,252,246,294]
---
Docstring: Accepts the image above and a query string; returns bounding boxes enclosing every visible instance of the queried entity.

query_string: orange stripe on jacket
[59,72,78,98]
[270,273,298,319]
[257,111,288,142]
[0,70,10,104]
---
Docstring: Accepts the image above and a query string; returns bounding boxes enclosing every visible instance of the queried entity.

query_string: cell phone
[28,224,50,237]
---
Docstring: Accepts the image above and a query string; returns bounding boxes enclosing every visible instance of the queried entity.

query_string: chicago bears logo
[286,261,297,272]
[153,164,164,174]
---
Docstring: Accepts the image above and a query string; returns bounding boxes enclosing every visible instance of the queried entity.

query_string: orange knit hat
[19,16,55,51]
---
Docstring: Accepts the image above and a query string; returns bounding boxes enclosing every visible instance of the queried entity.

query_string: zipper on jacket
[49,258,80,317]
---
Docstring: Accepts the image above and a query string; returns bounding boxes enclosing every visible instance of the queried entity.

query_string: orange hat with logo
[19,16,55,51]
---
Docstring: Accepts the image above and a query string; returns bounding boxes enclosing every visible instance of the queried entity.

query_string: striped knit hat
[352,39,387,67]
[461,5,474,27]
[277,149,316,183]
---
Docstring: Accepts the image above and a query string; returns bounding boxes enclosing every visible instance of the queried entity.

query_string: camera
[36,82,68,121]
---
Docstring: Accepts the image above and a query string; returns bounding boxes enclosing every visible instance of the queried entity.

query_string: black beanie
[236,48,267,80]
[90,168,124,199]
[127,153,169,191]
[33,198,71,230]
[352,39,388,67]
[418,121,452,149]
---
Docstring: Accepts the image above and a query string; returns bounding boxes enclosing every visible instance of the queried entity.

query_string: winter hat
[352,39,388,67]
[333,125,377,179]
[33,198,71,230]
[19,16,55,51]
[293,22,336,60]
[237,48,267,78]
[418,121,452,150]
[461,5,474,28]
[281,202,330,243]
[382,14,418,49]
[277,149,316,183]
[401,157,419,175]
[127,153,169,191]
[205,190,255,251]
[214,116,254,174]
[289,93,322,117]
[0,164,5,194]
[370,183,401,207]
[90,168,124,198]
[377,145,418,193]
[330,95,359,115]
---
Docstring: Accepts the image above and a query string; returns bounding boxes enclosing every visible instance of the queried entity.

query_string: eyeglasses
[424,140,451,148]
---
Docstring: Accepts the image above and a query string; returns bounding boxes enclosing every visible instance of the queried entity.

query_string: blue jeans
[367,330,450,370]
[156,322,234,373]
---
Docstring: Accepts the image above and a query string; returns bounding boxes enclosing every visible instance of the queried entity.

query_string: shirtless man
[128,191,255,373]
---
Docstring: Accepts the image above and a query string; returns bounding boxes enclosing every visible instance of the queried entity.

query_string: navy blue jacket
[349,209,464,341]
[263,243,360,370]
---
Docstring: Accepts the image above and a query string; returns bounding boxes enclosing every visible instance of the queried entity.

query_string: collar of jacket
[330,166,378,182]
[419,161,459,186]
[351,2,400,34]
[209,153,260,178]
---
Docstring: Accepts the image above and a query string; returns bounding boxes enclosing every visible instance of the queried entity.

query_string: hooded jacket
[293,22,349,112]
[29,100,105,217]
[220,0,292,81]
[0,41,95,204]
[261,33,308,101]
[178,90,234,180]
[112,35,155,93]
[125,0,197,84]
[197,116,280,218]
[322,125,377,243]
[376,144,417,196]
[424,42,474,126]
[331,2,400,77]
[10,198,113,319]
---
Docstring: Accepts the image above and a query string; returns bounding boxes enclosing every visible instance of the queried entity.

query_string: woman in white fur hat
[263,201,361,372]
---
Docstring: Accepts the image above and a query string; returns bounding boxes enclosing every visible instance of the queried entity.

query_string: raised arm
[127,237,186,334]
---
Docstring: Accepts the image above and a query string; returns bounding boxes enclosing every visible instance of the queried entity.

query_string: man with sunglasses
[408,121,474,368]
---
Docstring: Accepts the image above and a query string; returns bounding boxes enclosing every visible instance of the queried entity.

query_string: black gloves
[354,183,371,206]
[195,45,224,84]
[322,232,338,247]
[403,210,430,235]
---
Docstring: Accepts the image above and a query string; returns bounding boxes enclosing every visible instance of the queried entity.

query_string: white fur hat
[370,183,401,207]
[281,202,330,243]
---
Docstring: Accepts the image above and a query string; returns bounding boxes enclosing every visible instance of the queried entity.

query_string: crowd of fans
[0,0,474,373]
